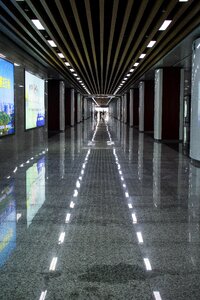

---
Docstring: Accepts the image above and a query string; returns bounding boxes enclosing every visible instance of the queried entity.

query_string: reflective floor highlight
[0,118,200,300]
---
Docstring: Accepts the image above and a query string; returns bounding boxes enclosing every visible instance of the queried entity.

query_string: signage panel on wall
[0,58,14,137]
[25,71,45,130]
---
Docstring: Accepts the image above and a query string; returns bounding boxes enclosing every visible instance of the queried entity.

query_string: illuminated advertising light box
[26,157,45,227]
[0,183,16,267]
[0,58,14,137]
[25,71,45,130]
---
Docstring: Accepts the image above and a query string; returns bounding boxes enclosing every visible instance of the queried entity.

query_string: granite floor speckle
[0,118,200,299]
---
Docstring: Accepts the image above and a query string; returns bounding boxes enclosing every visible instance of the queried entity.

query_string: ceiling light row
[114,18,173,94]
[31,19,90,94]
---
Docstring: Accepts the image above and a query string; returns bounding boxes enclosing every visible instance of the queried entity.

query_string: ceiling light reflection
[39,290,47,300]
[143,258,152,270]
[153,291,162,300]
[136,232,144,243]
[65,213,71,223]
[132,213,137,224]
[58,232,65,244]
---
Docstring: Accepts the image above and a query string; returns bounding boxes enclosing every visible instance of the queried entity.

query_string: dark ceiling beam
[106,0,134,93]
[99,0,104,93]
[70,0,98,94]
[84,0,100,94]
[41,0,95,93]
[0,1,83,91]
[120,3,200,94]
[109,0,165,93]
[104,0,119,94]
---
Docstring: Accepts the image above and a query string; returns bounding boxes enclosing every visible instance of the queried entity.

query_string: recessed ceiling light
[77,77,80,80]
[32,19,44,30]
[122,81,125,83]
[69,68,74,72]
[159,20,172,31]
[139,54,146,59]
[65,62,70,66]
[58,53,64,58]
[130,69,134,72]
[73,73,78,76]
[48,40,57,47]
[147,40,156,48]
[124,78,128,80]
[127,73,131,77]
[134,62,139,66]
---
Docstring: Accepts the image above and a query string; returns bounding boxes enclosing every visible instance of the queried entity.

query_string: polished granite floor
[0,118,200,300]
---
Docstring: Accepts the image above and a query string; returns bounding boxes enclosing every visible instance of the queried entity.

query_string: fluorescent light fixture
[179,0,188,1]
[128,203,132,209]
[73,73,78,77]
[77,77,80,80]
[153,291,162,300]
[32,19,45,30]
[81,170,84,175]
[58,232,65,244]
[58,53,64,58]
[6,176,10,179]
[73,189,78,197]
[159,20,172,31]
[143,258,152,271]
[47,40,57,47]
[65,213,71,223]
[127,73,131,77]
[130,68,134,72]
[17,213,22,222]
[139,54,146,58]
[39,290,47,300]
[132,213,137,224]
[49,257,58,271]
[147,40,156,48]
[124,77,128,80]
[123,184,126,188]
[69,68,74,72]
[14,63,20,66]
[76,180,80,188]
[119,170,122,175]
[70,201,75,208]
[65,62,70,66]
[20,164,24,167]
[125,192,129,198]
[121,176,124,181]
[0,53,6,58]
[13,167,18,173]
[134,62,139,66]
[26,160,30,164]
[136,232,144,243]
[122,81,125,83]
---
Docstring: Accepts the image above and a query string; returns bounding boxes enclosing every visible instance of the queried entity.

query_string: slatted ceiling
[1,1,200,98]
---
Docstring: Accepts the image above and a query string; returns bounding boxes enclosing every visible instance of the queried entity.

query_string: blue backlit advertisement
[26,157,45,227]
[0,58,14,137]
[25,71,45,130]
[0,183,16,267]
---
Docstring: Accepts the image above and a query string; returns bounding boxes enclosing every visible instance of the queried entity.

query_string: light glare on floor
[58,232,65,244]
[65,213,71,223]
[153,291,162,300]
[143,258,152,270]
[49,257,58,271]
[132,213,137,224]
[39,290,47,300]
[136,232,143,243]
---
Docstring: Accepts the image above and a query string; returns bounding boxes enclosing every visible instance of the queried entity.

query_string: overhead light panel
[139,54,146,58]
[48,40,57,47]
[127,73,131,77]
[134,62,139,66]
[65,62,70,66]
[147,40,156,48]
[58,53,64,58]
[159,20,172,31]
[130,69,134,72]
[69,68,74,72]
[32,19,45,30]
[14,63,20,66]
[73,73,78,77]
